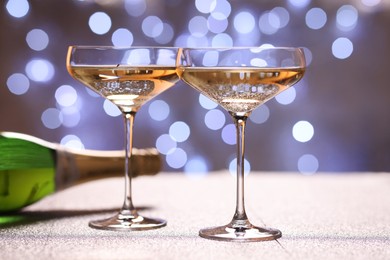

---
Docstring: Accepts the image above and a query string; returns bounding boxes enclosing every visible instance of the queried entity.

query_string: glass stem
[121,111,137,215]
[231,113,251,227]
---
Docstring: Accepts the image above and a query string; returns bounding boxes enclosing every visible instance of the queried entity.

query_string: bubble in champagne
[214,83,279,113]
[94,80,155,96]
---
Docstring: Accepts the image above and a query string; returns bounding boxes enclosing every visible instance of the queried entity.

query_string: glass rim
[180,46,305,51]
[68,45,181,50]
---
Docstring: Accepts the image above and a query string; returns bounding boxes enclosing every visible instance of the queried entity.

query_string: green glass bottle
[0,132,161,212]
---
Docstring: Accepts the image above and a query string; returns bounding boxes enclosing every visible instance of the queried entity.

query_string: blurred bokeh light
[1,0,389,175]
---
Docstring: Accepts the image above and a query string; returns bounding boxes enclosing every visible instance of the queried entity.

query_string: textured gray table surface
[1,172,389,260]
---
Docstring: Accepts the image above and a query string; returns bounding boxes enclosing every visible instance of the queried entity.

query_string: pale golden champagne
[68,66,179,112]
[180,67,305,113]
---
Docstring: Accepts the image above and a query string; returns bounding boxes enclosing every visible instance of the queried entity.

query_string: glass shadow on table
[0,206,153,229]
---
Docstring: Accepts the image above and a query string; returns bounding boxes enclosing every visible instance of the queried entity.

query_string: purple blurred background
[1,0,389,176]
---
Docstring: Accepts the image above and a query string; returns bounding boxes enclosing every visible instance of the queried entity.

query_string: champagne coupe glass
[66,46,180,231]
[178,47,306,241]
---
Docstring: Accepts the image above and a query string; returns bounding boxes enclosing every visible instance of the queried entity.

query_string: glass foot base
[89,212,167,231]
[199,224,281,242]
